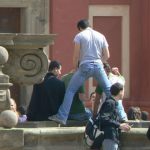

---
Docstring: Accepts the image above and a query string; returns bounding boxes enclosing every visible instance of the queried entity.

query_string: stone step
[16,120,88,128]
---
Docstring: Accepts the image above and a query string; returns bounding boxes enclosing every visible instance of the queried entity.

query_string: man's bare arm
[73,43,80,70]
[102,47,110,63]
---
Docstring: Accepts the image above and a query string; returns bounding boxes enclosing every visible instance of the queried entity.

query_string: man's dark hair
[141,111,149,120]
[127,106,141,120]
[77,19,89,30]
[110,82,123,96]
[48,60,61,71]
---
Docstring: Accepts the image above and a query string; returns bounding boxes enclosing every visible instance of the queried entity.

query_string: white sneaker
[48,115,66,125]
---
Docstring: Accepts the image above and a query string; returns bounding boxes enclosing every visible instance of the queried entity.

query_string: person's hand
[112,67,120,76]
[119,123,131,132]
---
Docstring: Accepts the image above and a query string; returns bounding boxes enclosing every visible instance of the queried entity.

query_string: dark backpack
[84,115,104,149]
[147,126,150,140]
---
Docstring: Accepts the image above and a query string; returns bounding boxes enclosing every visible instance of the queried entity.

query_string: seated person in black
[27,60,65,121]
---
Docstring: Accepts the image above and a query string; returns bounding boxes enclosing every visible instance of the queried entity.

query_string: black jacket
[100,96,120,144]
[27,72,65,121]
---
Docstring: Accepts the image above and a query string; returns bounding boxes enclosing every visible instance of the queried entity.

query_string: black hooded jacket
[100,96,121,144]
[27,72,65,121]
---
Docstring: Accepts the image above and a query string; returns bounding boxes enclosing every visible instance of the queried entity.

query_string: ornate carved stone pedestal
[0,33,56,111]
[1,33,56,84]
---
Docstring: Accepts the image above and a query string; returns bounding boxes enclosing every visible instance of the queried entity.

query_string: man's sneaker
[48,115,66,125]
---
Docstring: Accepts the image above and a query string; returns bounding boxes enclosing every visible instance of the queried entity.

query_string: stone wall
[0,121,150,150]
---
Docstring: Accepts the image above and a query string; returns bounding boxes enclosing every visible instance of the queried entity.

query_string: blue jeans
[57,62,111,123]
[68,108,92,121]
[103,139,118,150]
[117,100,128,121]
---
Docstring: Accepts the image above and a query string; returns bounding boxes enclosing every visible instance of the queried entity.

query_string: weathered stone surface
[0,128,23,150]
[17,121,58,128]
[0,34,56,49]
[0,46,8,65]
[0,46,12,113]
[24,127,85,150]
[0,90,11,113]
[16,120,87,128]
[121,128,150,150]
[126,120,150,128]
[0,33,56,85]
[17,120,150,128]
[3,49,48,84]
[0,110,18,128]
[0,123,149,150]
[22,126,150,150]
[24,129,40,147]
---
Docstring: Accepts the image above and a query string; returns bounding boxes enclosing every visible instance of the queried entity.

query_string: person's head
[77,19,89,31]
[141,111,149,120]
[48,60,62,77]
[127,106,142,120]
[10,98,17,112]
[103,62,111,75]
[110,82,124,100]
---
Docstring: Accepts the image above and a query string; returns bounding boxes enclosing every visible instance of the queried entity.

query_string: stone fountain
[0,33,149,150]
[0,33,56,127]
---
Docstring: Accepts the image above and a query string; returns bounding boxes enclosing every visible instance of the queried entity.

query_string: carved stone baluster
[0,46,12,113]
[0,33,56,109]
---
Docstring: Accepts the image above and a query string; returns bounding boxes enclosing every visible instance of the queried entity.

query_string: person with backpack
[100,83,131,150]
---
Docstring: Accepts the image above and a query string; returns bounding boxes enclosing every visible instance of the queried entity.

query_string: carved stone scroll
[3,49,48,84]
[0,33,56,85]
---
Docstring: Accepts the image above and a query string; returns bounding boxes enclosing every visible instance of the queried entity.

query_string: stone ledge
[0,126,149,150]
[16,120,88,128]
[16,121,58,128]
[23,127,85,150]
[0,128,23,150]
[0,33,57,49]
[23,127,150,150]
[121,128,150,150]
[16,120,150,128]
[126,120,150,128]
